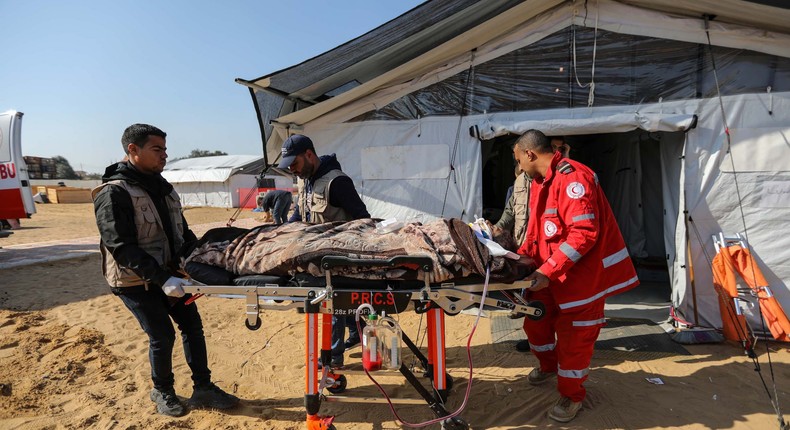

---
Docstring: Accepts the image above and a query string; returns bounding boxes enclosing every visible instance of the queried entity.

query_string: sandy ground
[1,203,789,429]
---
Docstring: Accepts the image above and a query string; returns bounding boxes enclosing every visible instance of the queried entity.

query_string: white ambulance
[0,110,36,237]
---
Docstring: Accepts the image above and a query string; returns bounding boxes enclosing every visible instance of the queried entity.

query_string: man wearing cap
[279,134,369,224]
[278,134,370,368]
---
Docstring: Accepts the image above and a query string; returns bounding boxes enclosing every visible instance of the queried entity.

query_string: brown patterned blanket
[184,218,532,284]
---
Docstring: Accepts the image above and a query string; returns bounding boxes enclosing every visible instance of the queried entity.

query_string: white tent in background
[162,155,290,208]
[237,0,790,333]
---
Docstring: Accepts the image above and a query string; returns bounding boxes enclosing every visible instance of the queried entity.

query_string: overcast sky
[0,0,423,173]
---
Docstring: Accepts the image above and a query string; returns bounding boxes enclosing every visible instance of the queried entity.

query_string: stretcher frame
[183,255,544,430]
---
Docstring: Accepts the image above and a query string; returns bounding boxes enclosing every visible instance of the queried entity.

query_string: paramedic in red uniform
[513,129,638,423]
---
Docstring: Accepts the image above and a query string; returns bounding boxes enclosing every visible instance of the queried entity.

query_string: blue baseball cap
[277,134,315,168]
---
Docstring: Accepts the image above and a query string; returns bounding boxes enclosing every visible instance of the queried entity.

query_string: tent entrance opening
[481,130,685,303]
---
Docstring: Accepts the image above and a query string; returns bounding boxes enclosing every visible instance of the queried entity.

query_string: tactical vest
[297,169,352,224]
[92,180,185,288]
[512,173,530,245]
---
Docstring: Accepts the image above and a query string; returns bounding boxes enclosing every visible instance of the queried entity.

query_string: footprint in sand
[0,340,19,359]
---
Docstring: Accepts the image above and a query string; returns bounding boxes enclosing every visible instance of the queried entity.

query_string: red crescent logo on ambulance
[544,220,558,237]
[566,182,585,199]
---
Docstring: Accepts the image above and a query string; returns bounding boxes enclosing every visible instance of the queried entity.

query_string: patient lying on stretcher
[182,218,533,284]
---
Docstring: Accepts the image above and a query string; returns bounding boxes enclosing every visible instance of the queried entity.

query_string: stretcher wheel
[441,416,468,430]
[526,301,545,321]
[245,316,262,331]
[326,374,347,394]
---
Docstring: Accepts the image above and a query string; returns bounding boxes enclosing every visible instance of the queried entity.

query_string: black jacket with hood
[288,154,370,222]
[94,161,197,293]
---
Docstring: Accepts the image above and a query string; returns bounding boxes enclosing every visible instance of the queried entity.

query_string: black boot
[188,382,240,410]
[150,388,186,417]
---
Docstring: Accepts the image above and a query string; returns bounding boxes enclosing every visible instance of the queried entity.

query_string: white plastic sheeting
[163,155,263,183]
[162,155,287,208]
[174,174,258,208]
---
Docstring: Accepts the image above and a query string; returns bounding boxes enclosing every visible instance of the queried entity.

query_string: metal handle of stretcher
[321,255,433,273]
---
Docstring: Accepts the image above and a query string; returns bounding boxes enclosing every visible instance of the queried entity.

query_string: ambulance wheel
[526,301,545,321]
[441,416,468,430]
[245,317,262,331]
[326,375,347,394]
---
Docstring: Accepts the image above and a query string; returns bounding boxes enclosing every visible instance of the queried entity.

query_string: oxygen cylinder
[362,313,381,371]
[377,316,402,370]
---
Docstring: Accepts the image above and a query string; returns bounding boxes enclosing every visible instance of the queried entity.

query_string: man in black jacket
[93,124,239,417]
[279,134,370,368]
[282,135,369,223]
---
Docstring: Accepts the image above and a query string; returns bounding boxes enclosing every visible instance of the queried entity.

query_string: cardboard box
[47,187,93,204]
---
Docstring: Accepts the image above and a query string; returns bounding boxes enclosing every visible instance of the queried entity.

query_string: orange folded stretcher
[712,234,790,343]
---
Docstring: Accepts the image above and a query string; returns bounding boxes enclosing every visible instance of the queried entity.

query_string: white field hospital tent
[162,155,289,208]
[237,0,790,333]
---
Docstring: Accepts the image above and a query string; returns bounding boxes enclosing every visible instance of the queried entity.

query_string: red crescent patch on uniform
[566,182,585,199]
[544,220,558,237]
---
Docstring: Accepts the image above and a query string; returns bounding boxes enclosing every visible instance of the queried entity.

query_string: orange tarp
[712,245,790,342]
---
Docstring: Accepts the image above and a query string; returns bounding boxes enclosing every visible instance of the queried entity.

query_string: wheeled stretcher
[183,255,545,430]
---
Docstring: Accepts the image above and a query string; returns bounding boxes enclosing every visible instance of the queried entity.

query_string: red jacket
[517,153,639,312]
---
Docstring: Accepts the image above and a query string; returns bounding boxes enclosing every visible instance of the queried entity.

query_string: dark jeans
[272,194,292,225]
[118,289,211,391]
[331,314,363,364]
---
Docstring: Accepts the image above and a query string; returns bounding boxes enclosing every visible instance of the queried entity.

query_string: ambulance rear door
[0,110,36,220]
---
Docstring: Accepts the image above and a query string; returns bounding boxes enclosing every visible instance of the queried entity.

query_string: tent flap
[471,113,697,140]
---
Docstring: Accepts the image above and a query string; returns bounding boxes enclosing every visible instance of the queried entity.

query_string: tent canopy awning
[471,113,698,140]
[244,0,790,107]
[239,0,790,163]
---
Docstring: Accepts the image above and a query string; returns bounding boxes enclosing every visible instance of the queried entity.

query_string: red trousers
[522,288,605,402]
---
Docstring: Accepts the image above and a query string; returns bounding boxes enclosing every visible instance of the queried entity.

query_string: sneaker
[343,336,361,349]
[527,368,556,386]
[515,339,530,352]
[150,388,186,417]
[188,383,240,410]
[548,396,582,422]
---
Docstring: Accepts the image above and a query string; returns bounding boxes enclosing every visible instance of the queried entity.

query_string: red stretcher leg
[427,309,436,370]
[305,304,335,427]
[427,307,448,401]
[305,312,319,397]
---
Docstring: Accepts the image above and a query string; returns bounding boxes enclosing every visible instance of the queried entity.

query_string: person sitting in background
[257,189,293,225]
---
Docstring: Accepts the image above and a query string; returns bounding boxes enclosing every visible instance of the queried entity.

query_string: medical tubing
[356,265,492,427]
